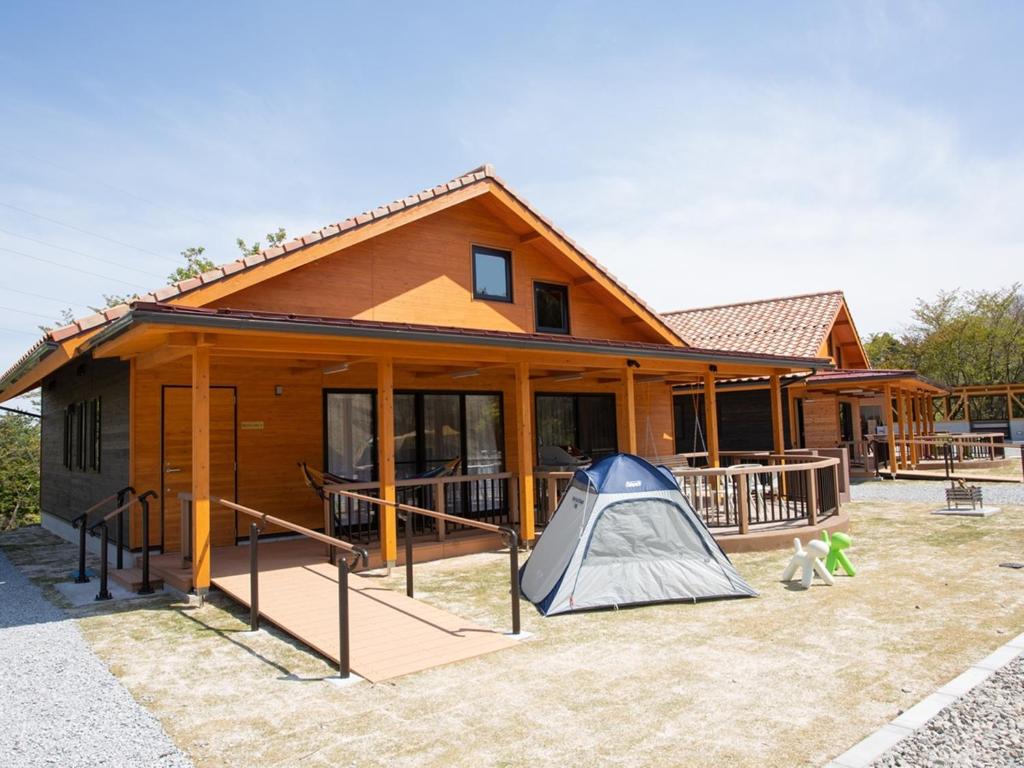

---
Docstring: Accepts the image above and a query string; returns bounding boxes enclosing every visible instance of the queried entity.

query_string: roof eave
[86,307,831,372]
[0,340,59,397]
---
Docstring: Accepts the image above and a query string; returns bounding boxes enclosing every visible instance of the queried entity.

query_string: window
[64,398,101,472]
[472,245,512,302]
[536,393,617,463]
[63,405,74,469]
[534,282,569,334]
[393,392,504,479]
[324,391,377,481]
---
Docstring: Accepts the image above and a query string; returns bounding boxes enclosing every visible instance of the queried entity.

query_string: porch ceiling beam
[571,275,594,286]
[135,342,195,371]
[519,230,543,244]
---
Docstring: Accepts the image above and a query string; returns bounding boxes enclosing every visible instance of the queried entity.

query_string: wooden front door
[161,386,237,552]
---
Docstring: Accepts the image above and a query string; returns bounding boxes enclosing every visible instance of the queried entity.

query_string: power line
[0,201,180,264]
[0,245,148,289]
[0,304,60,321]
[0,147,216,227]
[0,405,41,418]
[0,285,90,308]
[0,325,40,337]
[0,227,165,279]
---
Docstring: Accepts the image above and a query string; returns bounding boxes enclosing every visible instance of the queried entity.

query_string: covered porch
[87,303,827,593]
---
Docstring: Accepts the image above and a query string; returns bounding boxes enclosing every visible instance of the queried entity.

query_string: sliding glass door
[535,393,618,463]
[328,389,505,483]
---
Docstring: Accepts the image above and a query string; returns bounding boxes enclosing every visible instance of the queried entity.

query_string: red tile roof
[661,290,846,358]
[33,164,677,349]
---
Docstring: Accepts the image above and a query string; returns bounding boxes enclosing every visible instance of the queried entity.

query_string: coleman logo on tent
[625,480,642,488]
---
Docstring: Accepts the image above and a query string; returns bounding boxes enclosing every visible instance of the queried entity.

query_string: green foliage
[167,246,215,283]
[863,283,1024,387]
[0,411,40,531]
[235,227,287,258]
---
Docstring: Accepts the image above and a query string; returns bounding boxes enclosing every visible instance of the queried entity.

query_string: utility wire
[0,304,61,321]
[0,245,148,289]
[0,201,179,264]
[0,148,216,227]
[0,405,41,418]
[0,227,165,279]
[0,325,40,337]
[0,285,90,308]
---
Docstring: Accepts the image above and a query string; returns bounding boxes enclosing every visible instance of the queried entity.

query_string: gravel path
[0,551,192,767]
[871,653,1024,768]
[851,479,1024,506]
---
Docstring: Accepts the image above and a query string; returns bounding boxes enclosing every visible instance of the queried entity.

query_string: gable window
[534,282,569,334]
[472,245,512,302]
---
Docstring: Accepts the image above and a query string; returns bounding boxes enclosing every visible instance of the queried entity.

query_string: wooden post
[191,345,211,595]
[621,364,637,455]
[377,357,397,566]
[703,371,720,467]
[897,389,910,471]
[770,374,785,456]
[434,479,446,542]
[736,473,749,535]
[788,387,800,449]
[913,393,921,466]
[883,384,897,476]
[515,362,536,543]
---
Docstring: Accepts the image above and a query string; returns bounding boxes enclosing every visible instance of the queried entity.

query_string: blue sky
[2,0,1023,399]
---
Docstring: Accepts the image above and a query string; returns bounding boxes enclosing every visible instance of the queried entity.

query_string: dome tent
[520,453,757,615]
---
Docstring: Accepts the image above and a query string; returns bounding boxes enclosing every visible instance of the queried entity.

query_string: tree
[167,245,215,283]
[0,411,40,531]
[236,227,287,258]
[863,283,1024,388]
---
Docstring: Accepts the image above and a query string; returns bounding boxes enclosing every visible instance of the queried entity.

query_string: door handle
[165,466,182,473]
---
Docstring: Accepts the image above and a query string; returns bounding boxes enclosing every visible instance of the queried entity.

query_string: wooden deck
[207,539,517,682]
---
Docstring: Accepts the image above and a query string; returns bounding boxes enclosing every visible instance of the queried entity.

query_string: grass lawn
[3,498,1023,768]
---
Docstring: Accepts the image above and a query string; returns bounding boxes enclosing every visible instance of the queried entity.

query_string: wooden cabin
[0,166,830,593]
[663,291,946,473]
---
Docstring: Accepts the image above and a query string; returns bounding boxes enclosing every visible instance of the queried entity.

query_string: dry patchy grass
[2,500,1022,768]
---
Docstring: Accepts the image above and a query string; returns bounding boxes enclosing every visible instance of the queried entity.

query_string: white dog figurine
[782,538,835,589]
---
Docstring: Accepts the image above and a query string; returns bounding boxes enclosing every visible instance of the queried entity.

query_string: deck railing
[216,497,368,679]
[329,488,521,636]
[322,472,517,545]
[671,454,841,531]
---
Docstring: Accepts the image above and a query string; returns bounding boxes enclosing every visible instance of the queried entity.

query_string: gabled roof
[2,165,688,395]
[661,290,849,359]
[42,165,679,345]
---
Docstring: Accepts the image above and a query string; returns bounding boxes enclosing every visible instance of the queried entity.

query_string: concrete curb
[824,631,1024,768]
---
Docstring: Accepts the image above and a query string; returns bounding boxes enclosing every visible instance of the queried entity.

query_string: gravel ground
[851,478,1024,506]
[0,551,192,768]
[871,653,1024,768]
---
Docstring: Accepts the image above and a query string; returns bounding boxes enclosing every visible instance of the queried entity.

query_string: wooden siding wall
[209,199,662,344]
[801,395,840,448]
[40,355,130,523]
[130,358,675,547]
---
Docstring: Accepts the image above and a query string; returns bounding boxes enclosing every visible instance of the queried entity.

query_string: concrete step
[109,567,163,592]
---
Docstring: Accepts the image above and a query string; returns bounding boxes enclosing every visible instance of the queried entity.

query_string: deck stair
[110,567,164,592]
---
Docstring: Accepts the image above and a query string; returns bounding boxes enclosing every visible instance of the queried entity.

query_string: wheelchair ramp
[210,540,516,682]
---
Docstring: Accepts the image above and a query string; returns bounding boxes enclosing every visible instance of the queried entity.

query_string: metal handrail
[70,486,135,586]
[329,489,521,636]
[215,497,368,679]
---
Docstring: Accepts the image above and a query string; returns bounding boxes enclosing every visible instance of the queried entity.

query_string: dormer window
[472,245,512,302]
[534,281,570,334]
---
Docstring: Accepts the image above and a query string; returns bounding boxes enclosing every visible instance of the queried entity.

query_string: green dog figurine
[821,531,855,577]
